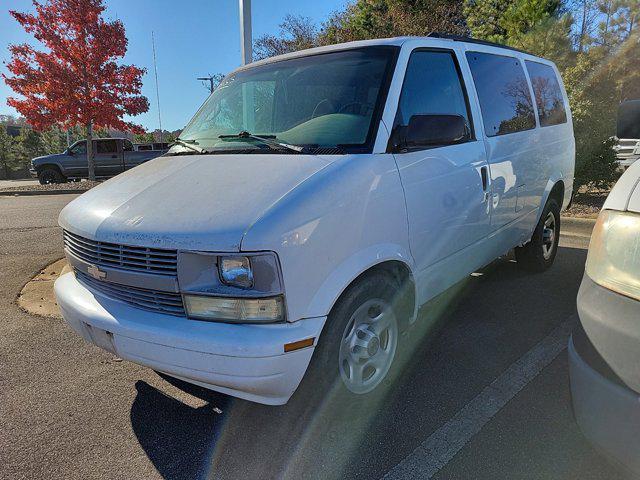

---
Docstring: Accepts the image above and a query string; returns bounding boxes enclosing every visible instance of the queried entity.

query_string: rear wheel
[38,167,65,185]
[308,273,401,398]
[515,198,561,272]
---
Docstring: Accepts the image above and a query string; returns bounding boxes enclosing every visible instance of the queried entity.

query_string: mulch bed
[0,180,101,194]
[563,190,608,218]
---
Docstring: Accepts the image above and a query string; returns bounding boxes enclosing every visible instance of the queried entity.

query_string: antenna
[151,31,163,144]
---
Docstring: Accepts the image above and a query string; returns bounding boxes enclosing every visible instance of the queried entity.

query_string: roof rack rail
[427,33,531,55]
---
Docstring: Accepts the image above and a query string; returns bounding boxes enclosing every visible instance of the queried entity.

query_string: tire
[38,167,65,185]
[307,272,402,399]
[515,198,561,272]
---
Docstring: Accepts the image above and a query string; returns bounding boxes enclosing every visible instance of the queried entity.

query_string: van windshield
[171,46,398,155]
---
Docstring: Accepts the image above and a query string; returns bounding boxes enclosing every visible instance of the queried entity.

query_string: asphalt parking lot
[0,193,632,480]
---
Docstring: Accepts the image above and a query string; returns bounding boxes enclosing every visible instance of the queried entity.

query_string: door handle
[480,166,489,191]
[480,166,490,203]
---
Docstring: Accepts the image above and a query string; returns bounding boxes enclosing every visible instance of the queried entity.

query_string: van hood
[59,153,331,251]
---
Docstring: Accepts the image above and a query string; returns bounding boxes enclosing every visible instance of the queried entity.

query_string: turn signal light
[284,337,315,353]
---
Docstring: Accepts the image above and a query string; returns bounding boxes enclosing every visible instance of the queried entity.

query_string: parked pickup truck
[30,138,167,184]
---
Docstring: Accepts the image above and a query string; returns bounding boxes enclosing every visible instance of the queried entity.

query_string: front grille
[64,230,178,276]
[75,270,185,316]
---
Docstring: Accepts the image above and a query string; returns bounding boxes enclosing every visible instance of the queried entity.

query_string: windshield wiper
[173,138,206,154]
[218,131,305,153]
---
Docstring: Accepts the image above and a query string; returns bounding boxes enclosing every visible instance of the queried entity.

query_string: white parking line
[383,319,574,480]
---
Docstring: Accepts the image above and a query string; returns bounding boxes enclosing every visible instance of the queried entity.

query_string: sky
[0,0,346,131]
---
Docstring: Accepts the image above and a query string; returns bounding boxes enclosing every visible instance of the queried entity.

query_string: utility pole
[197,76,215,93]
[239,0,252,65]
[239,0,254,131]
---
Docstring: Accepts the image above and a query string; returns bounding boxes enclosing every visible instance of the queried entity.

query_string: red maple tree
[3,0,149,180]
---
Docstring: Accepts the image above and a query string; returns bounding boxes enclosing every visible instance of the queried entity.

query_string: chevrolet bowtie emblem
[87,265,107,281]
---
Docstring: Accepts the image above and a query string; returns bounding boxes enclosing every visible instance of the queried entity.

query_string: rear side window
[525,61,567,127]
[466,52,536,136]
[96,139,117,154]
[395,50,472,135]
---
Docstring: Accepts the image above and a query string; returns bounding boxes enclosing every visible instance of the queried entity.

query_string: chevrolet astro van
[54,36,575,405]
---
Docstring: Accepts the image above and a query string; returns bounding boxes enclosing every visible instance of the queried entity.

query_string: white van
[55,36,575,405]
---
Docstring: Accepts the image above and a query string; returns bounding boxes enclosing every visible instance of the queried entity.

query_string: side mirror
[391,114,470,152]
[617,100,640,139]
[67,149,74,156]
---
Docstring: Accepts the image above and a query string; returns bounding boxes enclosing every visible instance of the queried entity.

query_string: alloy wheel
[542,211,556,260]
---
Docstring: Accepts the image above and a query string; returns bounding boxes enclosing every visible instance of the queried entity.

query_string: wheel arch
[36,163,64,174]
[307,247,417,331]
[537,178,565,224]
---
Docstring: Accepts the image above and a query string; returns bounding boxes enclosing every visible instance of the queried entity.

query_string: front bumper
[54,272,326,405]
[570,275,640,474]
[577,275,640,391]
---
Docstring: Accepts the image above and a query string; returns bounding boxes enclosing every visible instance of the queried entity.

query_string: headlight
[184,294,284,323]
[178,251,286,323]
[586,209,640,301]
[218,256,253,289]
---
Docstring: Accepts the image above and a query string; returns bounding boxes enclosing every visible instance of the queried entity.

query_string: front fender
[33,155,67,174]
[305,243,415,319]
[241,153,413,322]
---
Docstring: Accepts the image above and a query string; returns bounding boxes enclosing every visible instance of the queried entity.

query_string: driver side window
[70,141,87,155]
[395,50,473,138]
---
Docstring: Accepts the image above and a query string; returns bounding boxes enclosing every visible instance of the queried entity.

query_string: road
[0,194,629,480]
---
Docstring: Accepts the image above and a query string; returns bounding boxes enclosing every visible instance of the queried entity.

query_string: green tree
[322,0,468,43]
[254,0,469,59]
[511,15,575,69]
[40,125,69,155]
[0,126,21,179]
[15,126,45,171]
[254,15,319,60]
[464,0,562,43]
[561,39,637,189]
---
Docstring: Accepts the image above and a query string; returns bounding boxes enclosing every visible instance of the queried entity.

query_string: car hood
[604,160,640,213]
[32,153,66,164]
[59,153,331,251]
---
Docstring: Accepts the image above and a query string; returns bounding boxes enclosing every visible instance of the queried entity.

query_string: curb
[0,189,88,197]
[561,215,596,238]
[17,258,69,319]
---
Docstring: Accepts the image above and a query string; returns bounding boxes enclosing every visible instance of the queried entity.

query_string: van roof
[239,35,540,72]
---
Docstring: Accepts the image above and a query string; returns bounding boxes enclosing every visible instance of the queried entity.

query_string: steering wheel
[312,99,335,119]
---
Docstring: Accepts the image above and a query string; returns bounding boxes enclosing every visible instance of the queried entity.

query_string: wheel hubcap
[338,299,398,394]
[542,212,556,260]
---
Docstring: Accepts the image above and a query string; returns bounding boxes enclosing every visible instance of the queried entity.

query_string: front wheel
[38,167,65,185]
[515,198,561,272]
[308,273,401,398]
